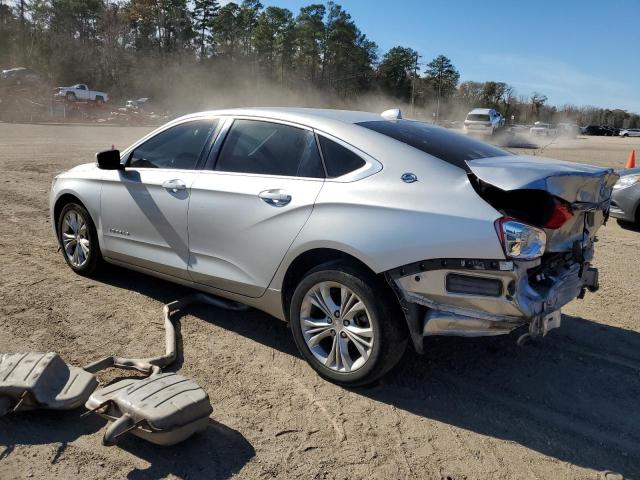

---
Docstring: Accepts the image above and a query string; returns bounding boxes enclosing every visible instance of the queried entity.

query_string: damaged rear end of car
[387,155,618,352]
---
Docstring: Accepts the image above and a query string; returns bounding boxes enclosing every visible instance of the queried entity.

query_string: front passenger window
[129,120,217,170]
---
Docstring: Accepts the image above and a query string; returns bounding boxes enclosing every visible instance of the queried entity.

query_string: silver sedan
[610,167,640,225]
[50,108,618,386]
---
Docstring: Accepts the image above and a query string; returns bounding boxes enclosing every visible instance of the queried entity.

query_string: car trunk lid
[467,155,619,252]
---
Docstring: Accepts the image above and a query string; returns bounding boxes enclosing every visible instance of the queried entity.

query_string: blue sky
[266,0,640,113]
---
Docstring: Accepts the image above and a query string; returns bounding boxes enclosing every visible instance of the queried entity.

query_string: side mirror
[96,149,123,170]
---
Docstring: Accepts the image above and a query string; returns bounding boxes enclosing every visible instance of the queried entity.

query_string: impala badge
[401,172,418,183]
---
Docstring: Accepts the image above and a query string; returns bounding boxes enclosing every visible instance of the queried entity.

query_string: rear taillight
[544,199,573,229]
[495,218,546,260]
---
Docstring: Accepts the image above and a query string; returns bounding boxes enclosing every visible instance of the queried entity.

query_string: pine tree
[193,0,219,59]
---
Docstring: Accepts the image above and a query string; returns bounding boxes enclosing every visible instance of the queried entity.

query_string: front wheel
[57,203,102,275]
[289,264,408,387]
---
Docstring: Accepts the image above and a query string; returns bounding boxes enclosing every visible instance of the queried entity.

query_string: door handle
[162,179,186,193]
[259,189,292,207]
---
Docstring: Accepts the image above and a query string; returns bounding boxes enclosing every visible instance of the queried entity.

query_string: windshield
[466,114,490,121]
[357,120,510,172]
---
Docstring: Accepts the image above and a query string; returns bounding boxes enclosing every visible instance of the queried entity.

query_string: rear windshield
[466,114,490,121]
[357,120,510,171]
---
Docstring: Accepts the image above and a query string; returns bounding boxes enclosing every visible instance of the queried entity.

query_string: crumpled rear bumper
[386,253,599,352]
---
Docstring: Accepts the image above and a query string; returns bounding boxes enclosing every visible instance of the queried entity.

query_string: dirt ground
[1,123,639,480]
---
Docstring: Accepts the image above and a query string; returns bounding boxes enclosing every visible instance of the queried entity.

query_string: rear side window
[357,120,510,171]
[318,136,366,178]
[129,120,217,169]
[215,119,324,178]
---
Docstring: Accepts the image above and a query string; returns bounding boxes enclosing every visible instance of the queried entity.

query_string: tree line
[0,0,637,127]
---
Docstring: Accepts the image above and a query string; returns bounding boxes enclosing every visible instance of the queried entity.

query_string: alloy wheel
[61,209,91,268]
[300,281,375,373]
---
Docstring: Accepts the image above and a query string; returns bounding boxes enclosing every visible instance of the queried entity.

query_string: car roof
[468,108,492,114]
[176,107,385,130]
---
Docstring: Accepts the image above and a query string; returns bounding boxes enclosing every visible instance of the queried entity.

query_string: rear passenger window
[318,136,366,178]
[215,120,324,178]
[129,120,217,170]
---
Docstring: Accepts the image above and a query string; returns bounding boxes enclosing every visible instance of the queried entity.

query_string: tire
[95,96,104,105]
[289,263,408,387]
[57,202,102,275]
[66,92,76,102]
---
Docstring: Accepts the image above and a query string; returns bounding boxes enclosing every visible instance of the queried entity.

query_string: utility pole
[20,0,26,63]
[410,52,419,118]
[435,58,442,124]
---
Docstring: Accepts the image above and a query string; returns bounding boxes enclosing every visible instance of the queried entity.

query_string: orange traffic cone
[626,150,636,169]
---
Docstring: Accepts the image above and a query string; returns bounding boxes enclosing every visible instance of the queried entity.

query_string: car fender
[50,164,104,245]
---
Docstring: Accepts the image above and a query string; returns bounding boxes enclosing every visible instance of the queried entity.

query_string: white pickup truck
[55,84,109,103]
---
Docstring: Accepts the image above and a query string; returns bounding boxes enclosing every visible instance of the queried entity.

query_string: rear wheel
[57,203,102,275]
[289,264,408,387]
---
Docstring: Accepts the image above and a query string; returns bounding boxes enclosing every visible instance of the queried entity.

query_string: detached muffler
[85,373,212,446]
[0,352,97,415]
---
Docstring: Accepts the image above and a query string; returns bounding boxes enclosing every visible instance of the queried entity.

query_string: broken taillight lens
[544,199,574,229]
[495,218,546,260]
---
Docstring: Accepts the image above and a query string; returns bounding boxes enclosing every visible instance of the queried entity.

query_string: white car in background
[620,128,640,137]
[55,84,109,104]
[530,122,559,137]
[463,108,504,136]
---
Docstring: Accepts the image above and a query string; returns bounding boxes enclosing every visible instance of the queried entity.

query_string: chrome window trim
[119,113,381,181]
[193,168,325,183]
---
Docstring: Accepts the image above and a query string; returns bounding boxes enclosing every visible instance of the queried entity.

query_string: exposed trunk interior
[468,177,558,227]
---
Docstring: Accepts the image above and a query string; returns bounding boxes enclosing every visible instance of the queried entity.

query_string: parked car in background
[610,168,640,226]
[55,84,109,103]
[620,128,640,138]
[582,125,614,136]
[529,122,558,137]
[463,108,504,136]
[49,108,618,386]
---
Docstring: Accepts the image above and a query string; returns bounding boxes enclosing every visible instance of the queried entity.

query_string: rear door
[100,119,218,279]
[188,118,325,297]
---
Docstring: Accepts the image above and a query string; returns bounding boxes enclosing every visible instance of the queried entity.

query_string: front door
[100,119,217,279]
[188,118,325,297]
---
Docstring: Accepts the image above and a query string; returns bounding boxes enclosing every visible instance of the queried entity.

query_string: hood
[466,155,619,205]
[59,162,97,177]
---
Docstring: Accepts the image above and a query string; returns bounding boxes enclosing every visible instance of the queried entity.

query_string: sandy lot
[1,123,639,480]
